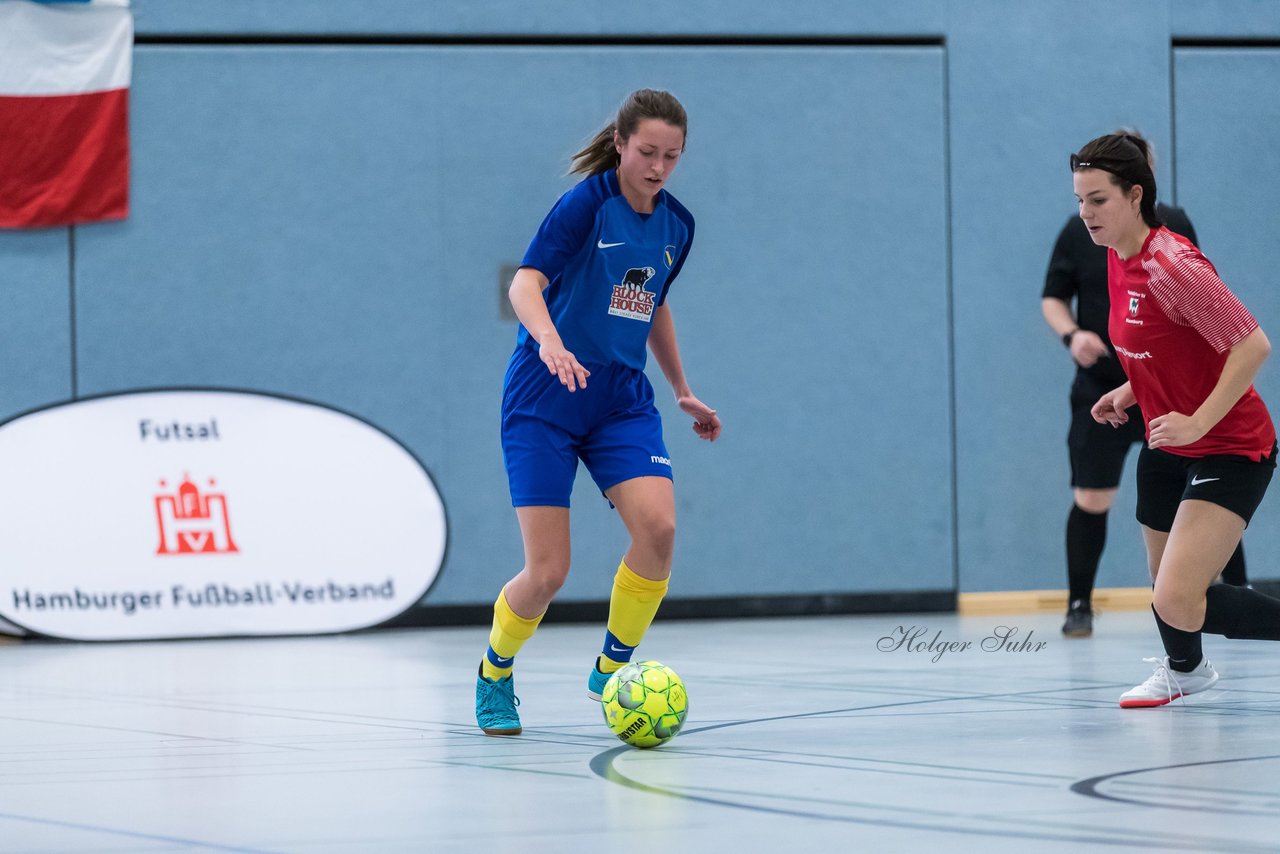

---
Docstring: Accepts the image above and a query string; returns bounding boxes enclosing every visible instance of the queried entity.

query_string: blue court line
[0,811,283,854]
[587,745,1256,851]
[1071,753,1280,814]
[588,687,1280,851]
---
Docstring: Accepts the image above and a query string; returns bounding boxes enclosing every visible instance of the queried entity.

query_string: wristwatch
[1062,328,1079,347]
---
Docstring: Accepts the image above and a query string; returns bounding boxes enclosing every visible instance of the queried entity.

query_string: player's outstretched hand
[678,394,721,442]
[539,336,591,392]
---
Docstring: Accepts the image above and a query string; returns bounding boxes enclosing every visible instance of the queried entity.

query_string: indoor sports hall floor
[3,608,1279,853]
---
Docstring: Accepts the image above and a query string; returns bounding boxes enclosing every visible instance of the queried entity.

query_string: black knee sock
[1067,504,1107,604]
[1219,542,1249,587]
[1201,583,1280,641]
[1153,605,1203,672]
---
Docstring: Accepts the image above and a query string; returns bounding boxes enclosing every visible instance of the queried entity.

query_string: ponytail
[570,123,621,176]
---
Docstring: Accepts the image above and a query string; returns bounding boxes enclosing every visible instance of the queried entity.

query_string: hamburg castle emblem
[155,474,239,555]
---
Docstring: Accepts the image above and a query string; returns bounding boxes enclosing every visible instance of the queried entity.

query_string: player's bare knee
[639,516,676,562]
[1074,489,1115,515]
[530,574,567,601]
[525,560,570,598]
[1152,589,1202,632]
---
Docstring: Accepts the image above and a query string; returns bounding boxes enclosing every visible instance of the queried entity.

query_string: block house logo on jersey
[0,390,448,641]
[155,474,238,555]
[609,266,657,322]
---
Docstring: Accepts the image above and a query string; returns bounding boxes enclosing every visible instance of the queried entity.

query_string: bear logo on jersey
[622,267,655,288]
[609,267,658,322]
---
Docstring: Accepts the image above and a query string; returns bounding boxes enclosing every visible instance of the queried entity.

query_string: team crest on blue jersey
[609,267,657,322]
[663,245,677,269]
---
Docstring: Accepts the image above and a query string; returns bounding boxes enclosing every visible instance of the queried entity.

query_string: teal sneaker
[475,666,521,735]
[587,660,612,701]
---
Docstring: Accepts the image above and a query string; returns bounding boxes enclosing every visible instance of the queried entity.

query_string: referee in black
[1041,130,1248,637]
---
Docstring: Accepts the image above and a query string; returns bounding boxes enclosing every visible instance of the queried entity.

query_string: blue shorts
[501,346,672,507]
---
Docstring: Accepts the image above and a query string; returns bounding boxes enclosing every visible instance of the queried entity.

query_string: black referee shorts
[1135,443,1277,532]
[1068,373,1144,489]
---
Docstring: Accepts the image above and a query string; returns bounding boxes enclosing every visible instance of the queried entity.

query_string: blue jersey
[517,170,695,370]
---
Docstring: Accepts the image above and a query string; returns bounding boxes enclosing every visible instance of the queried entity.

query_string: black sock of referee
[1066,504,1107,605]
[1152,605,1203,672]
[1219,542,1249,587]
[1201,583,1280,641]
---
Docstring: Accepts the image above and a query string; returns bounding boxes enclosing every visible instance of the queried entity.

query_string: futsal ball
[600,660,688,749]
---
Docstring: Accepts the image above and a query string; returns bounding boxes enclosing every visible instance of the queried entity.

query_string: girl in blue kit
[475,89,722,735]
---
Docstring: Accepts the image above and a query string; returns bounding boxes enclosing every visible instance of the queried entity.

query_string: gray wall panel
[6,2,1277,606]
[0,231,73,416]
[129,0,947,37]
[1172,1,1280,37]
[1173,48,1280,580]
[70,46,951,605]
[949,0,1166,592]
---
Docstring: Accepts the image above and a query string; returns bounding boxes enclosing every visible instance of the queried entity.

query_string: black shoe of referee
[1062,599,1093,638]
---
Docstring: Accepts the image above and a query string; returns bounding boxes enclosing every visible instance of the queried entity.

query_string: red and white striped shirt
[1108,227,1275,460]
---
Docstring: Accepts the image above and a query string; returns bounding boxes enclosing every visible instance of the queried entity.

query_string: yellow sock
[480,587,543,681]
[598,559,668,672]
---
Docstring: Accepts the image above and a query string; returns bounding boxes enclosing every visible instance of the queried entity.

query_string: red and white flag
[0,0,132,229]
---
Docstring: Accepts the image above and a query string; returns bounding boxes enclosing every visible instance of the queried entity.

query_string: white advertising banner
[0,390,447,640]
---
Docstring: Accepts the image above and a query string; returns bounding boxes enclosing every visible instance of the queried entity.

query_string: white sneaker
[1119,656,1219,708]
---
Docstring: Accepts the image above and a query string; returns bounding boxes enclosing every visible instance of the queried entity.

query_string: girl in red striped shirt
[1075,132,1280,707]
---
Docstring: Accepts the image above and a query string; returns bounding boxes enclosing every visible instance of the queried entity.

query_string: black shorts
[1068,373,1145,489]
[1135,443,1277,532]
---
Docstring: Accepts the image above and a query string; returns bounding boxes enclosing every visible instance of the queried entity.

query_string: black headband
[1070,153,1127,178]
